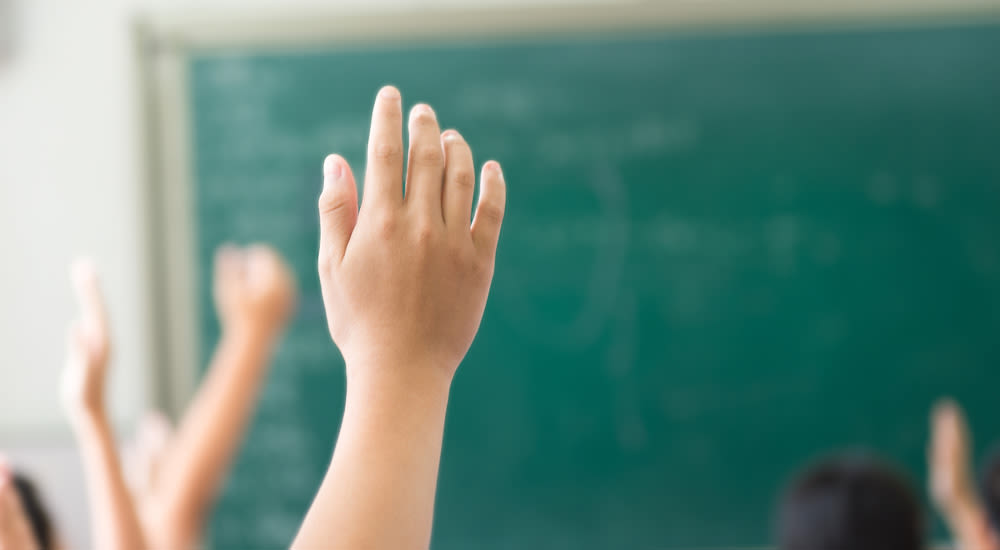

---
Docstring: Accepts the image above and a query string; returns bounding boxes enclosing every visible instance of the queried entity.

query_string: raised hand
[60,259,111,420]
[930,398,977,514]
[59,260,147,550]
[213,244,297,336]
[295,86,506,549]
[139,245,296,550]
[929,398,1000,550]
[317,85,506,381]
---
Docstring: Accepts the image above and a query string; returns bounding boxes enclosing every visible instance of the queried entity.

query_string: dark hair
[12,472,55,550]
[982,446,1000,534]
[777,453,924,550]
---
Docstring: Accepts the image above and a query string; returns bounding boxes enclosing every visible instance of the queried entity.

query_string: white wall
[1,1,151,546]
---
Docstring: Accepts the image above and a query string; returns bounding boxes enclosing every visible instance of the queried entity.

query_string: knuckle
[413,220,437,246]
[478,202,505,226]
[376,212,398,238]
[452,169,475,190]
[318,188,350,217]
[470,255,493,278]
[372,139,402,162]
[412,145,443,166]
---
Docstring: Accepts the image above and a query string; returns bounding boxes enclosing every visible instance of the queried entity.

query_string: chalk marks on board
[534,117,699,166]
[867,170,943,210]
[499,161,629,352]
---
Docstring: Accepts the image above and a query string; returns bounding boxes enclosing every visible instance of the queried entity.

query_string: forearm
[153,326,277,538]
[943,497,994,550]
[293,364,452,550]
[71,411,147,550]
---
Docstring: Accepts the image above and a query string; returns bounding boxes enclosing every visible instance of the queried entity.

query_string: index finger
[71,258,108,329]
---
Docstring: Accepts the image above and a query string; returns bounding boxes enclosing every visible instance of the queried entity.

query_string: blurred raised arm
[61,260,147,550]
[148,245,297,550]
[930,398,1000,550]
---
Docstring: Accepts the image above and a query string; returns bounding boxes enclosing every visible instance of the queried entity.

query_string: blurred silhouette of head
[983,447,1000,535]
[777,453,924,550]
[12,471,55,550]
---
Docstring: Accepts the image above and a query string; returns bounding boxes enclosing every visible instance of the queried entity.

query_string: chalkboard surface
[186,22,1000,549]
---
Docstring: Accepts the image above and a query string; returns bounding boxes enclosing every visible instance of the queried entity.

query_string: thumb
[318,154,359,268]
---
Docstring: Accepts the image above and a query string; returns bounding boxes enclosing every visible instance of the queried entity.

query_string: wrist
[67,404,108,433]
[344,356,453,405]
[222,319,282,343]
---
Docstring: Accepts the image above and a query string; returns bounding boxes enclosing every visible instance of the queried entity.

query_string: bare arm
[0,459,40,550]
[61,261,147,550]
[930,399,1000,550]
[150,246,296,549]
[294,86,506,548]
[295,365,451,548]
[71,413,147,550]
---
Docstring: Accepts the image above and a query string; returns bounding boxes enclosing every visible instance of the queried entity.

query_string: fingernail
[323,155,343,183]
[379,85,400,100]
[442,129,460,141]
[412,104,435,119]
[485,160,502,176]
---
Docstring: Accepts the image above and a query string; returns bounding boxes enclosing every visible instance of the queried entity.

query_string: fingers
[246,244,276,287]
[441,130,475,230]
[363,85,404,209]
[214,244,243,284]
[318,155,359,267]
[71,258,108,335]
[471,161,507,257]
[405,104,444,217]
[932,398,969,453]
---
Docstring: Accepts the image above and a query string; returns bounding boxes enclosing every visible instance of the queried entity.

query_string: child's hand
[61,259,112,420]
[317,86,506,382]
[213,245,298,336]
[0,460,39,550]
[929,398,977,515]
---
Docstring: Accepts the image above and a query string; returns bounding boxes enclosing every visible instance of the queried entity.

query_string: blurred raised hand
[60,259,111,420]
[931,398,977,514]
[930,398,1000,550]
[213,244,297,336]
[145,244,297,550]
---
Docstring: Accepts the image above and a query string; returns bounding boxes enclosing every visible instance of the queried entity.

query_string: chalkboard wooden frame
[137,0,1000,419]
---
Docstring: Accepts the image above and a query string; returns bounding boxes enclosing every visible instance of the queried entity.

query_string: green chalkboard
[185,22,1000,549]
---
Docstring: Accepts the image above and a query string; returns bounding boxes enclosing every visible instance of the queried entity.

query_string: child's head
[777,453,924,550]
[982,447,1000,535]
[12,471,56,550]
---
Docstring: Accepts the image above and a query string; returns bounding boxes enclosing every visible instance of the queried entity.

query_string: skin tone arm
[146,245,297,550]
[0,459,39,550]
[293,85,506,549]
[60,261,147,550]
[930,398,1000,550]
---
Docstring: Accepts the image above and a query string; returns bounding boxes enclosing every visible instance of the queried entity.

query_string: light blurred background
[2,0,999,548]
[0,1,618,545]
